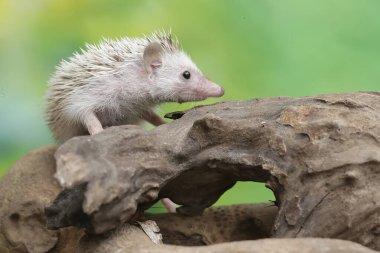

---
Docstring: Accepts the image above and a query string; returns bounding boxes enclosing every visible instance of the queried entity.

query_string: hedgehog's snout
[219,87,225,96]
[204,80,224,98]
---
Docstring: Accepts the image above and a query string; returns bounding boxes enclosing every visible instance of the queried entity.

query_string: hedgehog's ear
[143,42,163,74]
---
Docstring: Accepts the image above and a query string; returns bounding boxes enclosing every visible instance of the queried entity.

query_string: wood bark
[0,92,379,252]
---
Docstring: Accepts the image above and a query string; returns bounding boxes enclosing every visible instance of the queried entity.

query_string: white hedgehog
[45,30,224,143]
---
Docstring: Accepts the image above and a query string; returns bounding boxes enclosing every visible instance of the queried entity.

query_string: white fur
[45,31,223,143]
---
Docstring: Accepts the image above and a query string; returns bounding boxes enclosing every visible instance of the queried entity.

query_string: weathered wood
[0,92,379,252]
[0,146,83,253]
[77,226,377,253]
[46,91,380,250]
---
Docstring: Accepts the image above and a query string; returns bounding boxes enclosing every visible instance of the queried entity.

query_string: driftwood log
[0,91,379,253]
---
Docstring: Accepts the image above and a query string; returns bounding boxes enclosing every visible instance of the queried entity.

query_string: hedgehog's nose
[204,79,224,98]
[212,84,224,97]
[220,87,225,96]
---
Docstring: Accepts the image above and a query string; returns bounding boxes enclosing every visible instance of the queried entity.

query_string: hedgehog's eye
[182,71,191,79]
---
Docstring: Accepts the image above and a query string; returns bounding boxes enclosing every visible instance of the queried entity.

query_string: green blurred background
[1,0,379,209]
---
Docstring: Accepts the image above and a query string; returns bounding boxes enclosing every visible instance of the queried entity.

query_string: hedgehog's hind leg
[84,111,103,135]
[143,110,166,126]
[161,198,177,213]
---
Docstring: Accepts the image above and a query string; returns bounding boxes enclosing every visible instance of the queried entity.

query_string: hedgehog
[45,30,224,144]
[45,30,224,213]
[45,31,224,143]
